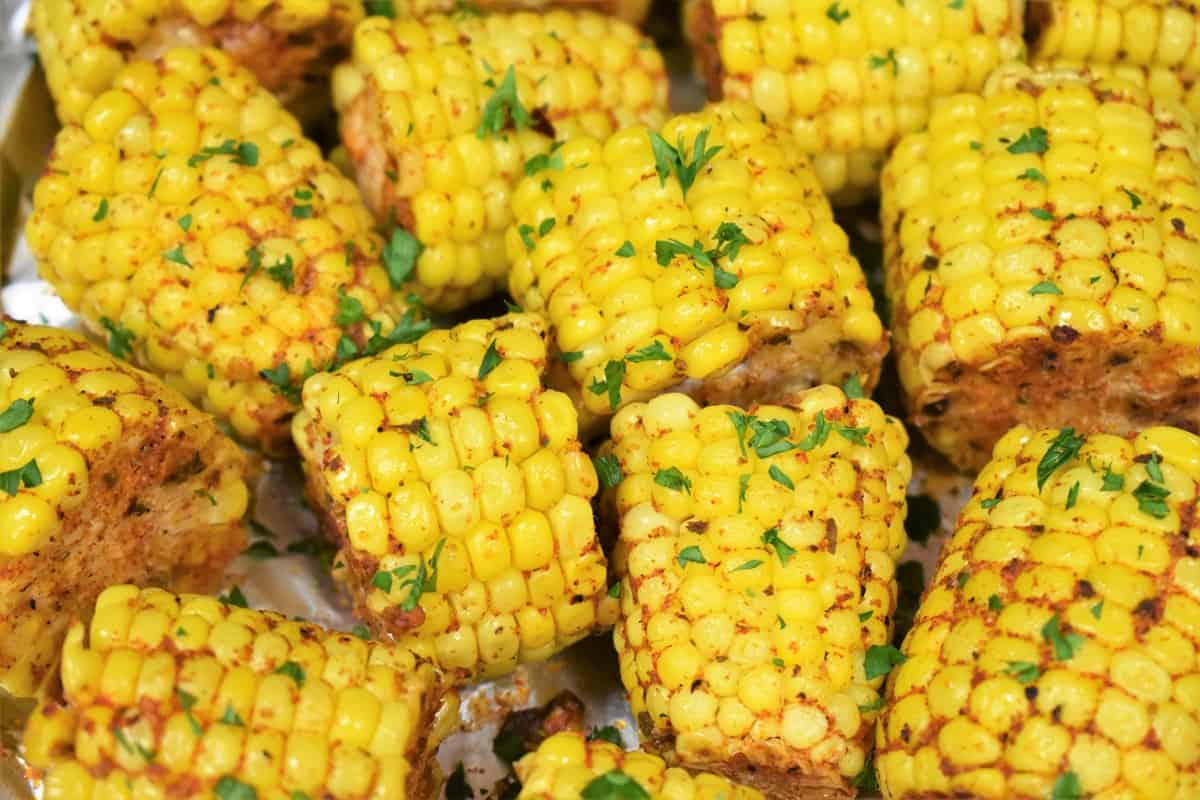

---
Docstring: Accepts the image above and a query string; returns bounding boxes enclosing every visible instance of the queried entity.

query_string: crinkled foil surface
[0,7,970,794]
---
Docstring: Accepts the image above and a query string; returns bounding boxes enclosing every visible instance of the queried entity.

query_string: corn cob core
[26,47,413,456]
[513,731,765,799]
[877,425,1200,799]
[0,322,248,697]
[881,65,1200,472]
[606,387,911,798]
[1029,0,1200,121]
[23,584,456,800]
[389,0,652,25]
[31,0,360,125]
[332,10,669,312]
[507,102,888,433]
[683,0,1025,202]
[292,313,618,684]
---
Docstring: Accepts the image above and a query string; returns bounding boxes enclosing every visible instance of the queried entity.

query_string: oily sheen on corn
[387,0,651,24]
[292,313,617,683]
[876,425,1200,799]
[31,0,360,124]
[23,585,457,800]
[607,387,911,798]
[513,731,764,799]
[26,48,411,455]
[683,0,1025,201]
[507,102,887,430]
[881,65,1200,471]
[0,322,247,698]
[332,10,669,311]
[1029,0,1200,121]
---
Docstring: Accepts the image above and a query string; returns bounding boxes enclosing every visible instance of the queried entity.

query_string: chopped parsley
[1005,661,1039,684]
[1007,127,1049,155]
[768,464,794,490]
[1132,480,1170,518]
[1018,167,1047,183]
[868,49,899,75]
[826,1,850,21]
[761,528,796,565]
[1029,281,1062,295]
[259,363,301,405]
[626,340,671,362]
[266,255,295,289]
[0,398,34,432]
[648,128,722,195]
[1052,771,1082,800]
[477,66,530,139]
[93,198,108,222]
[1037,428,1086,490]
[581,770,650,800]
[274,661,305,687]
[219,586,248,608]
[163,244,191,267]
[1066,481,1080,509]
[335,287,366,326]
[383,228,423,289]
[178,214,192,231]
[0,460,42,496]
[676,546,706,567]
[478,340,502,380]
[100,316,135,360]
[1030,207,1055,221]
[654,467,691,493]
[1122,187,1142,210]
[213,776,256,800]
[524,151,563,175]
[593,454,623,489]
[588,359,626,410]
[864,645,905,679]
[188,139,259,167]
[1042,614,1084,660]
[988,594,1004,612]
[615,241,635,257]
[798,411,831,451]
[588,725,622,746]
[730,559,762,573]
[842,372,865,398]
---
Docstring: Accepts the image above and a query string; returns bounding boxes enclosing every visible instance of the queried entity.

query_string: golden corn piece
[881,65,1200,472]
[1029,0,1200,121]
[23,584,458,799]
[387,0,652,25]
[25,47,417,456]
[31,0,360,125]
[606,386,912,797]
[0,322,247,698]
[507,102,887,432]
[332,10,669,311]
[877,425,1200,799]
[292,313,619,684]
[682,0,1025,202]
[513,731,764,799]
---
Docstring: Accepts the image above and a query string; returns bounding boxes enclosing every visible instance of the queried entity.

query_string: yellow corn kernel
[27,46,416,456]
[608,388,911,795]
[337,10,669,311]
[882,65,1200,471]
[508,102,887,433]
[0,321,248,698]
[23,585,455,798]
[293,313,618,684]
[31,0,360,125]
[878,424,1200,799]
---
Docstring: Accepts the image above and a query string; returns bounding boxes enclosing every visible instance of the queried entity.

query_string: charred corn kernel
[27,48,419,456]
[514,731,763,799]
[1030,0,1200,121]
[682,0,1024,203]
[607,387,912,796]
[881,65,1200,472]
[292,313,618,684]
[24,585,455,799]
[32,0,360,124]
[0,321,247,698]
[507,102,888,432]
[878,425,1200,800]
[389,0,651,24]
[333,10,668,311]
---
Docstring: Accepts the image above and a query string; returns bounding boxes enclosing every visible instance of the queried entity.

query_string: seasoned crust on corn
[882,65,1200,472]
[682,0,1024,201]
[507,102,887,432]
[25,47,414,456]
[332,10,669,311]
[292,313,619,684]
[0,322,247,698]
[23,584,457,799]
[605,387,911,798]
[513,731,765,799]
[876,425,1200,799]
[31,0,360,125]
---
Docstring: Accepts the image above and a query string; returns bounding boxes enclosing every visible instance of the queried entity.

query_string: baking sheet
[0,5,973,794]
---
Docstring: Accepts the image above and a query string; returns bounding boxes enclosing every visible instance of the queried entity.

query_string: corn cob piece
[332,10,669,311]
[881,65,1200,472]
[31,0,360,125]
[25,47,421,457]
[682,0,1025,202]
[605,386,911,798]
[385,0,652,25]
[0,321,247,698]
[1029,0,1200,122]
[23,584,458,799]
[292,313,619,684]
[876,425,1200,799]
[507,102,887,432]
[513,731,765,799]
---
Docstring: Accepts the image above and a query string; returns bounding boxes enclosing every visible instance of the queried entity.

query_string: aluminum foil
[0,14,972,795]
